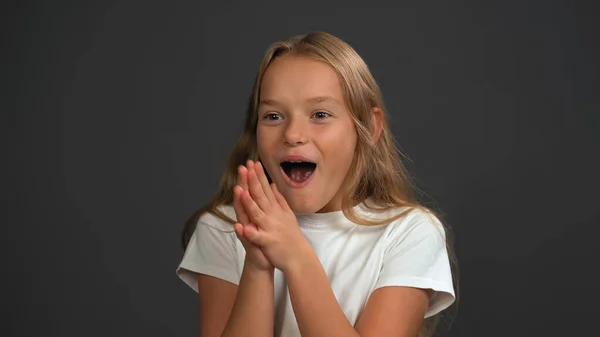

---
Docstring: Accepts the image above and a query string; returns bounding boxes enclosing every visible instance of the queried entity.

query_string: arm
[220,262,274,337]
[285,246,429,337]
[197,274,237,337]
[197,264,274,337]
[220,164,275,337]
[182,165,275,337]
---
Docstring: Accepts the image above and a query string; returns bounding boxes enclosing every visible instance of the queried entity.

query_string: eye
[263,113,283,121]
[313,111,331,119]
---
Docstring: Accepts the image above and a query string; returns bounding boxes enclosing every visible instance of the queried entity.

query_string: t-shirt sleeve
[176,212,243,293]
[374,210,456,318]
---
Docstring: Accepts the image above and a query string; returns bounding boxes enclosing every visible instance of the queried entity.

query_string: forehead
[260,54,345,105]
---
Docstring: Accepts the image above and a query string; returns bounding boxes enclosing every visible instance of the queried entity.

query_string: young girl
[177,31,457,337]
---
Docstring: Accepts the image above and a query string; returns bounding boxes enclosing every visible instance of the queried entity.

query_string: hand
[233,162,272,272]
[239,160,312,273]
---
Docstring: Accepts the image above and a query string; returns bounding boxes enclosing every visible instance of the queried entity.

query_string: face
[256,54,358,214]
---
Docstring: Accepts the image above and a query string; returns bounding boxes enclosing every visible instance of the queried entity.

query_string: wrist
[281,241,317,276]
[243,259,275,275]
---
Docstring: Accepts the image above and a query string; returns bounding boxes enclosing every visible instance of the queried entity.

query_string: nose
[283,117,308,147]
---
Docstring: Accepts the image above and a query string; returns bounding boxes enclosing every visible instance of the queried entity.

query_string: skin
[197,54,431,337]
[256,54,358,214]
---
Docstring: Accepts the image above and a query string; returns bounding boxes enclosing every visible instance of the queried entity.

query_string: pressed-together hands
[232,162,272,271]
[232,160,310,273]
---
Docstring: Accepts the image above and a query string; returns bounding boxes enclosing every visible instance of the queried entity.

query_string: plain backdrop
[3,1,599,336]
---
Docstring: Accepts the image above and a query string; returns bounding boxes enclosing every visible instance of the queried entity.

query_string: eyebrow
[259,96,341,107]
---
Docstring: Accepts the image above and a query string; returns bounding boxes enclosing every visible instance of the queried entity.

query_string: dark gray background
[3,1,599,336]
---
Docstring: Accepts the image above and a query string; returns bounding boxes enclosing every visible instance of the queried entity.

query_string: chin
[284,194,321,215]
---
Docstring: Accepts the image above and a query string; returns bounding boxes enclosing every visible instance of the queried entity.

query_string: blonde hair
[181,31,458,337]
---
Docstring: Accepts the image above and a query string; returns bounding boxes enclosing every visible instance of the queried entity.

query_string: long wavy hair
[181,31,458,337]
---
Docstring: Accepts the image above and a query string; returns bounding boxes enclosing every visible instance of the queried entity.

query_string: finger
[234,223,254,248]
[241,189,266,225]
[234,223,245,238]
[271,183,292,212]
[234,222,259,245]
[236,164,251,224]
[233,185,250,225]
[243,224,263,246]
[255,161,277,204]
[238,165,249,191]
[247,161,270,211]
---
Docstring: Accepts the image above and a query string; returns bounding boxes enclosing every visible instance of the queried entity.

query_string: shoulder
[361,205,448,248]
[177,203,244,290]
[391,207,446,240]
[196,204,238,233]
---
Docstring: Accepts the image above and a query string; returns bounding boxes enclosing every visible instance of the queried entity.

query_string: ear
[370,107,383,144]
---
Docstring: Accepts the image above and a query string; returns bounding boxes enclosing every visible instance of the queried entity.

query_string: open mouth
[280,161,317,184]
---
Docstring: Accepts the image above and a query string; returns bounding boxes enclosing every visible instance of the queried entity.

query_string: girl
[177,31,457,337]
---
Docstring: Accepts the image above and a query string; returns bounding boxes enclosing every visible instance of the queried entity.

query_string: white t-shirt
[177,201,455,336]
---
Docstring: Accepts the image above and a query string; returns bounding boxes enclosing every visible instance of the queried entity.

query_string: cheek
[323,128,357,171]
[256,128,272,155]
[339,139,357,167]
[256,128,280,172]
[338,120,358,153]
